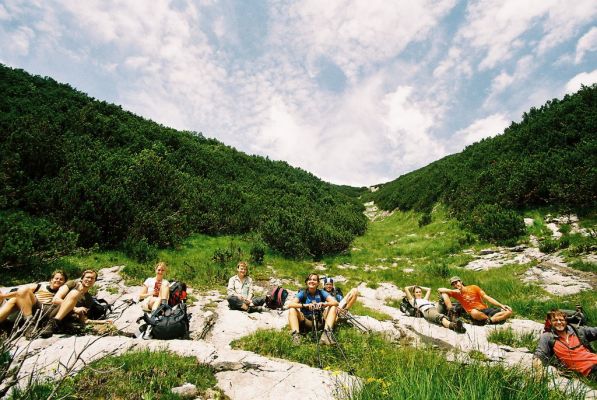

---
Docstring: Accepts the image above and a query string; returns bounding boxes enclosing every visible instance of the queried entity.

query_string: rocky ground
[3,261,596,400]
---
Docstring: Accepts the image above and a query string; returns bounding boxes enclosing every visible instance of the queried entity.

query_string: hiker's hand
[74,306,88,316]
[502,305,512,311]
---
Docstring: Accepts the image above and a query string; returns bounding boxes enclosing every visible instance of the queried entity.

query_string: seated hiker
[404,285,466,333]
[138,261,170,313]
[287,272,339,345]
[226,261,265,312]
[0,270,70,335]
[322,277,359,318]
[438,276,512,325]
[533,309,597,380]
[39,270,98,338]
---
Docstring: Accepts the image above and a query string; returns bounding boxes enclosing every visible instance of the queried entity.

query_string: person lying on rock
[287,272,338,346]
[533,309,597,380]
[226,261,265,313]
[0,270,71,337]
[138,261,170,313]
[404,285,466,333]
[322,277,359,319]
[438,276,512,325]
[39,269,98,338]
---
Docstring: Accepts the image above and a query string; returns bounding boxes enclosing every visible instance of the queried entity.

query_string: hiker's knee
[469,309,485,320]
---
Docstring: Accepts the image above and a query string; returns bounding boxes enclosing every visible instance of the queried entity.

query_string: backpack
[168,281,187,307]
[543,308,587,332]
[87,297,112,320]
[142,303,190,340]
[265,286,288,310]
[399,297,421,317]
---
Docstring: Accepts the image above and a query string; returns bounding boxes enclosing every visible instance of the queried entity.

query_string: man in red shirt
[438,276,512,324]
[534,309,597,380]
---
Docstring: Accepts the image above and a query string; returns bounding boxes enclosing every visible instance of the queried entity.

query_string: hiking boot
[22,318,38,339]
[449,319,466,334]
[319,329,336,346]
[39,319,59,338]
[291,331,301,345]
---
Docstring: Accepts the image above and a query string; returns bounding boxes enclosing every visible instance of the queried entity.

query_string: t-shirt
[326,287,344,302]
[33,282,64,305]
[65,279,94,308]
[143,277,169,298]
[449,285,487,313]
[552,332,597,376]
[295,289,331,317]
[409,298,434,313]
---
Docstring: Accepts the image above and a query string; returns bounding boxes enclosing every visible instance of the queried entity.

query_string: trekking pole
[327,329,354,375]
[312,306,323,369]
[342,310,370,333]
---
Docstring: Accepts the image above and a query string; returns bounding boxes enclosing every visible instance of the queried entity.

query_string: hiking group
[1,262,595,381]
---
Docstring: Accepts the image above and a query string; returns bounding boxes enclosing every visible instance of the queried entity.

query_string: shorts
[477,307,501,317]
[141,296,159,312]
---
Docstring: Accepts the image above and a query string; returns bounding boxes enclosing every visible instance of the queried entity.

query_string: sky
[0,0,595,187]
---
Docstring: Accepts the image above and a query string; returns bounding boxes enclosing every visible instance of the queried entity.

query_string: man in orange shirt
[534,309,597,380]
[438,276,512,324]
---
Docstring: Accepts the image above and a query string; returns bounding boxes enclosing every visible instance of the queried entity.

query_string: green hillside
[0,64,366,271]
[372,84,596,242]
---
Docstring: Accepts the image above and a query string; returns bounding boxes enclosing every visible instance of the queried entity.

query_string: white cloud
[448,114,510,153]
[537,1,597,55]
[575,27,597,63]
[565,70,597,94]
[275,0,456,81]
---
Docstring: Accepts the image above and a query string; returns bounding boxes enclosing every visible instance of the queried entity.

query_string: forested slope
[0,64,367,268]
[372,84,596,241]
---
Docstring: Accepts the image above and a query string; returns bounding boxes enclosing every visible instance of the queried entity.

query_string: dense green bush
[418,213,432,227]
[464,204,525,244]
[0,210,78,268]
[122,237,158,263]
[0,64,367,269]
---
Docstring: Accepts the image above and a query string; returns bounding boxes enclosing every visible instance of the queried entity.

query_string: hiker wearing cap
[138,261,170,312]
[226,261,265,313]
[287,272,339,345]
[438,276,512,325]
[322,277,358,318]
[404,285,466,333]
[533,309,597,380]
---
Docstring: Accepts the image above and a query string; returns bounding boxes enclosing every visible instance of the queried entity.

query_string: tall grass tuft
[234,328,585,400]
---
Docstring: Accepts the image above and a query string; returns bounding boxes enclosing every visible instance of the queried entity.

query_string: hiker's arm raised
[404,286,414,301]
[437,287,456,295]
[482,293,511,311]
[422,287,431,300]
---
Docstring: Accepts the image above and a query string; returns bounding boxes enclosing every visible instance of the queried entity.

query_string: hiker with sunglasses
[287,272,338,345]
[438,276,512,325]
[322,277,358,319]
[533,309,597,380]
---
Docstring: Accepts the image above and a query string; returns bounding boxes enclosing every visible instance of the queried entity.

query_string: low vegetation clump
[9,350,219,400]
[487,327,540,353]
[233,328,585,400]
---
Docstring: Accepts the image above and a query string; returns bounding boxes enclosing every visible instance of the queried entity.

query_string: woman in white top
[138,261,170,312]
[227,261,265,312]
[404,285,466,333]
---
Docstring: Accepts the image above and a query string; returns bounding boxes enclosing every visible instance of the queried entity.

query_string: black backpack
[142,303,190,340]
[399,297,421,317]
[265,286,288,310]
[87,297,112,320]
